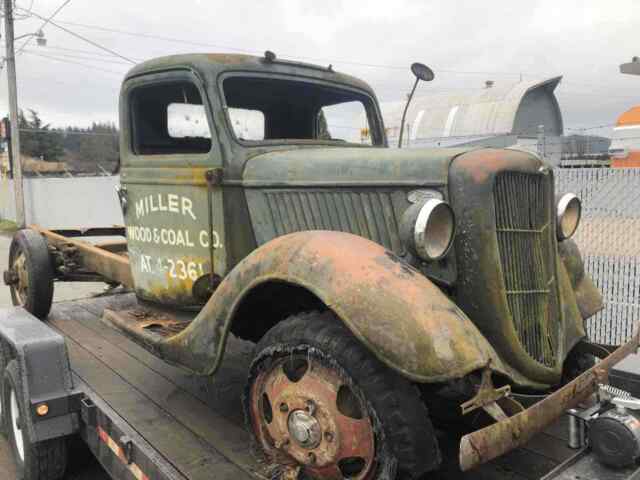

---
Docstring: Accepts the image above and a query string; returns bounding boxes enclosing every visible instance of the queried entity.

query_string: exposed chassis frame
[31,225,133,289]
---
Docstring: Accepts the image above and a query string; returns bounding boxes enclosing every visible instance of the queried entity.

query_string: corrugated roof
[382,76,563,141]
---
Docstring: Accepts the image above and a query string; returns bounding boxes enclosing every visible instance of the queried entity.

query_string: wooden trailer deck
[47,293,579,480]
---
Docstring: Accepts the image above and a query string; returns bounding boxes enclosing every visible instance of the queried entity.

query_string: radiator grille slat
[263,190,403,253]
[494,173,558,367]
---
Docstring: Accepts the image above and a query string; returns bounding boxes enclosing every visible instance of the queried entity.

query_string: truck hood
[242,146,472,187]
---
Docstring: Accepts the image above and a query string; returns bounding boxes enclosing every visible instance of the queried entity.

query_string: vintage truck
[3,52,639,480]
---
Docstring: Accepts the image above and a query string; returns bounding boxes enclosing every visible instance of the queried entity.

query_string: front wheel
[244,311,440,480]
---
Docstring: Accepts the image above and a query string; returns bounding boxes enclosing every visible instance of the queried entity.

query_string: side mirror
[398,63,435,148]
[411,63,434,82]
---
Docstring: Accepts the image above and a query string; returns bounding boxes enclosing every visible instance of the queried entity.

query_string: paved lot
[0,233,110,479]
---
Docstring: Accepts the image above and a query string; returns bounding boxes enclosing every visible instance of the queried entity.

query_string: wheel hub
[249,354,376,479]
[288,409,322,448]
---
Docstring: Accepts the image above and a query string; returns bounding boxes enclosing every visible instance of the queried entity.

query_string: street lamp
[13,29,47,46]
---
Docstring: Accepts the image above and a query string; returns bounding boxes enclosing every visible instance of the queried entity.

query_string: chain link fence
[556,168,640,345]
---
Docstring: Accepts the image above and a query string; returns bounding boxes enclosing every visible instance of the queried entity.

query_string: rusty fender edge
[161,231,526,384]
[459,331,640,471]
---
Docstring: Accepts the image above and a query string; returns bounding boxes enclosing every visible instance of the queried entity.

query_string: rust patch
[459,330,640,471]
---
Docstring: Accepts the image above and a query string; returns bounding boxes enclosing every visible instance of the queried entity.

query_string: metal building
[381,76,564,163]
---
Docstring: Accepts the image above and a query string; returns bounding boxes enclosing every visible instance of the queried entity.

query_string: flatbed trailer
[3,293,640,480]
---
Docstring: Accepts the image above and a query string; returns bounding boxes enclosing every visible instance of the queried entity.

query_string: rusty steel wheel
[4,229,54,320]
[245,312,440,480]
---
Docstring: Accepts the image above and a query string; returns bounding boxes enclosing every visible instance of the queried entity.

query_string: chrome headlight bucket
[557,193,581,240]
[401,199,456,261]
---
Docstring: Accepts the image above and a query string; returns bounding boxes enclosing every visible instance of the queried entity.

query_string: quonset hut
[380,76,564,164]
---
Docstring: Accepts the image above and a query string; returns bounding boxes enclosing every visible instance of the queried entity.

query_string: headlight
[557,193,581,240]
[401,199,455,261]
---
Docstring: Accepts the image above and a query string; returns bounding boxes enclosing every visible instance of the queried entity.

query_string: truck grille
[494,172,558,367]
[263,190,404,254]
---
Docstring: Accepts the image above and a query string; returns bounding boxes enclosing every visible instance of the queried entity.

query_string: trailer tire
[7,229,54,320]
[0,340,9,436]
[245,312,440,479]
[4,361,67,480]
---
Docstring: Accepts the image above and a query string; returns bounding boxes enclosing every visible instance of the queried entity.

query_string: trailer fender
[163,231,516,384]
[0,307,78,442]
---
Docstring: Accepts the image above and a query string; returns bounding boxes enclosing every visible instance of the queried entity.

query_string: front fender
[558,239,603,321]
[161,231,522,384]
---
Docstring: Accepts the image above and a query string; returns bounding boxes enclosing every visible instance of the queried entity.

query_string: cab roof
[124,53,376,97]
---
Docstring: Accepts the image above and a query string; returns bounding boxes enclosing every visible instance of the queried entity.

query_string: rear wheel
[4,229,54,320]
[244,311,440,479]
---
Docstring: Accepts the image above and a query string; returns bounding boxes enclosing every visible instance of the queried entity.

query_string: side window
[228,108,265,140]
[130,81,212,155]
[318,101,372,145]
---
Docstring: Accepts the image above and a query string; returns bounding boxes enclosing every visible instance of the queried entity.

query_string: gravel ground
[0,232,111,479]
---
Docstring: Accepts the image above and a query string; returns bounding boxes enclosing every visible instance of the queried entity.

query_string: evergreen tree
[19,109,64,161]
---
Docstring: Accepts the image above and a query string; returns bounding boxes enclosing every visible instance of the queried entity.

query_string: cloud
[0,0,637,132]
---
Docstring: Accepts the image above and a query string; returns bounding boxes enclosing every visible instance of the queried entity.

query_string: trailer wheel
[4,361,67,480]
[6,229,54,320]
[245,312,440,480]
[0,340,9,435]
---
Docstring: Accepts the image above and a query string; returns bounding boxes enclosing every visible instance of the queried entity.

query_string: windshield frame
[215,71,386,148]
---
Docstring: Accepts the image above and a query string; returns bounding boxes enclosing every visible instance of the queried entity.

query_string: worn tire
[4,361,67,480]
[561,345,596,385]
[245,311,441,479]
[0,340,9,436]
[8,229,54,320]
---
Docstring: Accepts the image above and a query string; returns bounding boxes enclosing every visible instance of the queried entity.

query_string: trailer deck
[40,293,587,480]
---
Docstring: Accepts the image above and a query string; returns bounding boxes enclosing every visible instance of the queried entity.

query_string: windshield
[221,75,380,145]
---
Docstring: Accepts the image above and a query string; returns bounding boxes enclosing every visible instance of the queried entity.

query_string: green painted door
[119,71,225,307]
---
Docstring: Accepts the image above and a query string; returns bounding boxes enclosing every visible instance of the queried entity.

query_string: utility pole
[3,0,26,228]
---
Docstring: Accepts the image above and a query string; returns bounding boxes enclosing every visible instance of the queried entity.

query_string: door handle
[115,186,128,214]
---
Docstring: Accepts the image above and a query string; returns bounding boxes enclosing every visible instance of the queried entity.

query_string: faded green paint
[114,53,600,390]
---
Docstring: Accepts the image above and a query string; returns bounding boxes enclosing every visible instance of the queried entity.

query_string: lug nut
[306,399,316,414]
[324,431,334,442]
[275,437,290,449]
[279,402,289,413]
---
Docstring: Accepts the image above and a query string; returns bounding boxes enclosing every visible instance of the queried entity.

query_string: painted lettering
[134,194,198,221]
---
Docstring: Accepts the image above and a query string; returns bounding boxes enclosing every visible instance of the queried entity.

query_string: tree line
[17,109,119,171]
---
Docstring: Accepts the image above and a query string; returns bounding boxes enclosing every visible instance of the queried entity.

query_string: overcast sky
[0,0,638,137]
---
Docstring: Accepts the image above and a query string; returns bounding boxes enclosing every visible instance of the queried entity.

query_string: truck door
[119,71,225,307]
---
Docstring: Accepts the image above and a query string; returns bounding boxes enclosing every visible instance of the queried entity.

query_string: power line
[54,19,542,78]
[24,47,133,65]
[20,127,118,136]
[50,18,640,102]
[16,0,72,55]
[16,6,135,63]
[39,43,144,61]
[22,50,126,75]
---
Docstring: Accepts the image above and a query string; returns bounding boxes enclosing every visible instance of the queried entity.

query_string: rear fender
[161,231,522,384]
